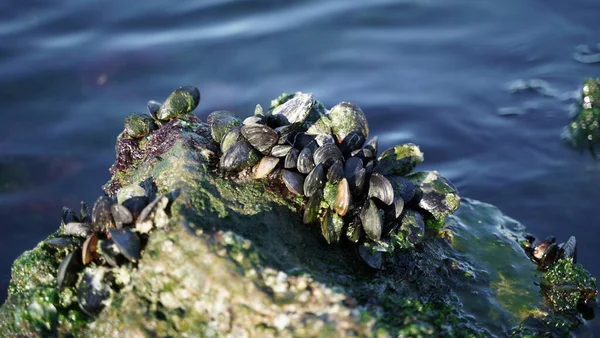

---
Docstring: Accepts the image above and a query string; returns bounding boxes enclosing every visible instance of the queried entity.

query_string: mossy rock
[0,112,596,337]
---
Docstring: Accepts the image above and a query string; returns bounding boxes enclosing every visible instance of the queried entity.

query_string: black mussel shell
[64,222,93,238]
[122,196,149,222]
[327,160,344,183]
[388,176,417,203]
[275,124,299,145]
[359,199,383,241]
[385,197,405,221]
[270,93,314,126]
[368,173,394,206]
[333,178,351,216]
[293,133,316,150]
[82,232,98,265]
[77,269,112,317]
[352,168,367,196]
[220,126,243,154]
[98,239,124,268]
[80,201,91,224]
[111,204,134,228]
[92,196,116,231]
[157,86,200,121]
[558,236,577,264]
[533,236,556,260]
[57,247,84,289]
[62,207,79,226]
[219,140,261,172]
[241,124,279,155]
[339,132,365,155]
[303,190,322,224]
[358,242,383,270]
[284,148,300,169]
[297,147,315,174]
[364,160,375,176]
[304,163,326,197]
[109,228,142,262]
[350,148,374,163]
[539,242,559,269]
[364,136,378,156]
[344,157,364,192]
[320,209,344,245]
[281,169,305,196]
[45,237,81,249]
[345,217,363,244]
[137,195,169,225]
[254,156,280,179]
[147,100,161,120]
[209,111,242,144]
[313,143,343,168]
[270,145,293,158]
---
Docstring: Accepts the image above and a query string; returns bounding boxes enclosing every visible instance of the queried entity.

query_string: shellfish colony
[206,91,461,269]
[523,234,578,270]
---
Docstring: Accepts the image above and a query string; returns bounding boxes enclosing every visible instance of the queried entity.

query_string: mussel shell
[281,169,305,196]
[80,201,91,224]
[270,93,314,126]
[270,145,293,158]
[314,134,335,147]
[254,104,264,116]
[121,196,149,222]
[44,237,81,249]
[343,157,364,192]
[98,239,124,268]
[388,176,417,202]
[345,217,363,244]
[377,143,424,176]
[109,228,141,262]
[111,204,134,228]
[156,86,200,121]
[82,232,99,265]
[219,140,261,172]
[532,236,556,260]
[313,144,343,168]
[326,160,344,183]
[284,148,300,169]
[209,112,243,144]
[359,199,383,241]
[243,116,265,126]
[220,127,243,154]
[385,197,405,221]
[539,243,559,268]
[303,190,322,224]
[329,102,369,146]
[333,178,351,216]
[293,133,316,150]
[368,173,394,206]
[241,124,279,154]
[358,242,383,270]
[137,195,169,225]
[254,156,280,179]
[297,147,315,174]
[303,163,326,197]
[320,209,344,245]
[62,206,79,226]
[558,236,577,264]
[147,100,162,120]
[397,209,425,248]
[64,222,93,238]
[364,136,378,157]
[92,196,116,232]
[275,124,299,145]
[339,132,366,155]
[57,248,84,289]
[77,269,112,317]
[352,168,367,196]
[350,148,374,162]
[124,113,155,139]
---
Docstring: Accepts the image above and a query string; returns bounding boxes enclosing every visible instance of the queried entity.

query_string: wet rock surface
[0,87,596,337]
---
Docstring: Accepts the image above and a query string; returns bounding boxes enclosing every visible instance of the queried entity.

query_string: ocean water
[1,0,599,333]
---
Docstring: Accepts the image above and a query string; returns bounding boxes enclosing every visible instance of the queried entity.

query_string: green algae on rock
[565,78,600,155]
[0,87,597,337]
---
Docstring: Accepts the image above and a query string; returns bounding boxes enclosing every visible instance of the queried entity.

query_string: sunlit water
[1,0,599,333]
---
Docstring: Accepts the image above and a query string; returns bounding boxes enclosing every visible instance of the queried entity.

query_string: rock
[0,93,596,337]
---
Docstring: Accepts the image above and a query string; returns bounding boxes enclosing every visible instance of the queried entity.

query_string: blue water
[1,0,600,333]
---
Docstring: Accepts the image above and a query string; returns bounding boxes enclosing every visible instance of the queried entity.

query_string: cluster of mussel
[523,234,577,269]
[44,191,169,316]
[122,85,201,138]
[207,92,461,269]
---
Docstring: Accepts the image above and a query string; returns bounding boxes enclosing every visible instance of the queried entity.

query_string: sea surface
[1,0,599,334]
